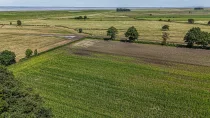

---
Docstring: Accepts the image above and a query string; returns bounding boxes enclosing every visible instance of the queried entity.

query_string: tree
[17,20,22,26]
[162,25,169,31]
[125,26,139,41]
[34,49,38,56]
[84,16,87,20]
[196,31,210,48]
[184,27,201,47]
[188,19,194,24]
[25,49,33,58]
[0,66,53,117]
[107,26,118,40]
[0,50,16,66]
[162,32,170,45]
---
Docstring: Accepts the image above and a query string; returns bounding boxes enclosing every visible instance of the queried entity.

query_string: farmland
[9,39,210,117]
[2,8,210,117]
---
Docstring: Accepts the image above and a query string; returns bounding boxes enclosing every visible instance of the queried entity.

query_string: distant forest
[116,8,131,12]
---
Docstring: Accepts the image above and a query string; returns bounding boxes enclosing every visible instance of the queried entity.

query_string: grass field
[9,39,210,117]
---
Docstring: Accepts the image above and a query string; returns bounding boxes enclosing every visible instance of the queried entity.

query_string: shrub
[162,32,170,45]
[188,19,194,24]
[0,50,16,66]
[125,26,139,41]
[34,49,38,56]
[168,19,171,22]
[107,26,118,40]
[78,28,83,33]
[10,22,12,25]
[184,27,201,47]
[159,19,162,21]
[162,25,169,31]
[25,49,33,58]
[75,16,83,20]
[17,20,22,26]
[208,21,210,25]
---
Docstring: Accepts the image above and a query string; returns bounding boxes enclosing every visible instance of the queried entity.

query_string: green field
[9,41,210,117]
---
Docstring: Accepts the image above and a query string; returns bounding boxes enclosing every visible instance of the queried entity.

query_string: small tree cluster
[75,16,88,20]
[188,19,195,24]
[107,26,118,40]
[116,8,131,12]
[0,50,16,66]
[162,25,169,31]
[184,27,210,48]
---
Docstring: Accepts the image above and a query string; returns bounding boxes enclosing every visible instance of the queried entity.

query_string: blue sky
[0,0,208,7]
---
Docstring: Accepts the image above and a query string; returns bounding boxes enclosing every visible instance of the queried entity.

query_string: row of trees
[106,26,210,48]
[107,26,139,41]
[116,8,131,12]
[74,16,88,20]
[0,49,38,66]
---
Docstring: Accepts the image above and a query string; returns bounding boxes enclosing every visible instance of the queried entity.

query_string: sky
[0,0,209,7]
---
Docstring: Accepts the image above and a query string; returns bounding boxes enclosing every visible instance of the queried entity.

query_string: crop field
[9,39,210,117]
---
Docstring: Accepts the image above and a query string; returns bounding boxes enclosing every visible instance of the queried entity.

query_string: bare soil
[72,39,210,66]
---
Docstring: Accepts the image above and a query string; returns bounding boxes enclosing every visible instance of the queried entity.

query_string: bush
[75,16,83,20]
[107,26,118,40]
[125,26,139,41]
[25,49,33,58]
[0,50,16,66]
[188,19,194,24]
[168,19,171,22]
[17,20,22,26]
[159,19,162,21]
[34,49,38,56]
[162,25,169,31]
[162,32,170,45]
[10,22,12,25]
[78,28,83,33]
[208,21,210,25]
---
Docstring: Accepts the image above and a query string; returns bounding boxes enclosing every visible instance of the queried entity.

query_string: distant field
[1,8,210,46]
[0,25,78,60]
[9,39,210,117]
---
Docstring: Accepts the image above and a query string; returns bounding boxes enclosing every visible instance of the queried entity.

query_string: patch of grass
[9,46,210,117]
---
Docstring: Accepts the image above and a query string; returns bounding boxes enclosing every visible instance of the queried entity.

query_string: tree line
[116,8,131,12]
[106,26,210,48]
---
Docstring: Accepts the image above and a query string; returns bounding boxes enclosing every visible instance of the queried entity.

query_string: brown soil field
[72,39,210,67]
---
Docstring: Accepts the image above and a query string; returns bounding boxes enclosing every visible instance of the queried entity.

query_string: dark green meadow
[9,44,210,117]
